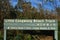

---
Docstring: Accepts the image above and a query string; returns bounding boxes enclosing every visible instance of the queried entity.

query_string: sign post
[4,19,58,40]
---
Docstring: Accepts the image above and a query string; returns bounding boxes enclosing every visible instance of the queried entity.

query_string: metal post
[55,31,58,40]
[4,29,6,40]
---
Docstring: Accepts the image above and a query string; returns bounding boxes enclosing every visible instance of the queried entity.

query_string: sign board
[4,19,58,40]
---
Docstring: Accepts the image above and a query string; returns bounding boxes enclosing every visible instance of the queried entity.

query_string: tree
[56,7,60,20]
[56,7,60,15]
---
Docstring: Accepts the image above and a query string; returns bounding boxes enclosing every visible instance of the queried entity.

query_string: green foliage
[58,21,60,31]
[58,21,60,40]
[0,31,3,40]
[24,34,31,40]
[15,34,23,40]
